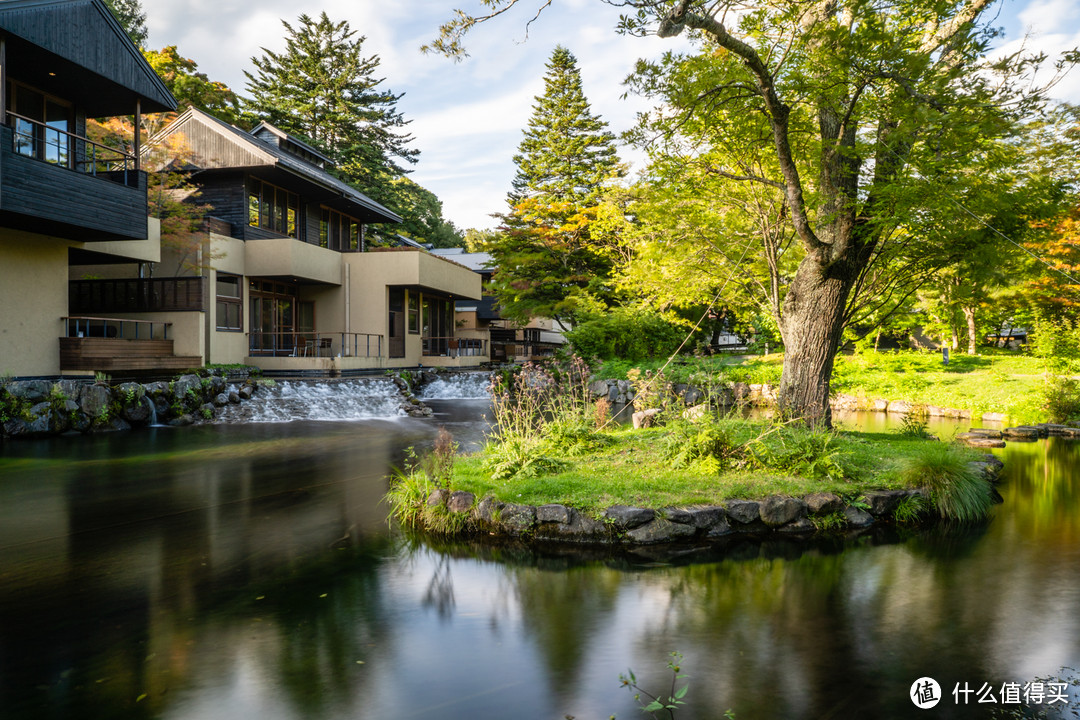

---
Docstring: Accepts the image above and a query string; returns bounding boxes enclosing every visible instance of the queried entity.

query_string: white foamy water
[217,379,406,423]
[418,372,492,400]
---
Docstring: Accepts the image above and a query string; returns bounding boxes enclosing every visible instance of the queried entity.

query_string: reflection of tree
[265,545,391,719]
[509,564,622,695]
[423,553,456,620]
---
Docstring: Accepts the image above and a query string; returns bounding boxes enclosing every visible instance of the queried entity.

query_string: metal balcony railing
[7,112,138,186]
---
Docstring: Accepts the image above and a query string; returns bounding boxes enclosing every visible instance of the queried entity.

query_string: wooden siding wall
[0,126,148,240]
[170,118,268,170]
[0,1,172,110]
[197,177,247,239]
[70,277,206,314]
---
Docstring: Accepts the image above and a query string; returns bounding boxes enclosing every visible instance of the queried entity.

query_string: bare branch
[918,0,995,54]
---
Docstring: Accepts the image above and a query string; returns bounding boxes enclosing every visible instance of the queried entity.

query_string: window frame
[215,272,243,332]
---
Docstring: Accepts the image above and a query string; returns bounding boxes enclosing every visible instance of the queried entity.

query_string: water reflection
[0,410,1078,719]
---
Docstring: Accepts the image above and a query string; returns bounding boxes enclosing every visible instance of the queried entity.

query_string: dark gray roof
[430,248,493,273]
[153,108,402,224]
[0,0,175,113]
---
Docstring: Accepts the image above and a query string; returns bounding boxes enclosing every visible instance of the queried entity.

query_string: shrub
[1041,376,1080,424]
[541,415,613,457]
[482,436,565,481]
[565,307,689,361]
[747,424,849,481]
[897,443,995,522]
[663,419,737,473]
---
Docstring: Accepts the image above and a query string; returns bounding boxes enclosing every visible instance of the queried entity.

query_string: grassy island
[389,356,1005,538]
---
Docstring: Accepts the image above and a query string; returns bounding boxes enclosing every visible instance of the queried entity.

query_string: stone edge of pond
[0,372,432,440]
[421,456,1004,546]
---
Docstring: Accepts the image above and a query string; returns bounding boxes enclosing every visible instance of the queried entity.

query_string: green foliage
[385,457,473,536]
[567,307,688,361]
[619,652,692,719]
[896,411,932,439]
[384,177,463,248]
[103,0,146,48]
[810,511,849,532]
[508,46,621,206]
[1040,376,1080,424]
[893,494,929,525]
[144,46,241,125]
[244,12,418,204]
[746,425,848,481]
[487,46,624,324]
[422,427,458,488]
[897,443,995,522]
[541,415,614,457]
[662,420,736,473]
[1029,315,1080,374]
[482,436,566,481]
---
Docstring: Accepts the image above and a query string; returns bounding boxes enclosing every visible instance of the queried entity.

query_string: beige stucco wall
[0,230,71,376]
[359,249,481,299]
[74,217,162,265]
[245,236,342,285]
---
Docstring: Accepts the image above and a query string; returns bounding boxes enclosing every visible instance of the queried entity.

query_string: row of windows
[216,274,243,331]
[248,179,299,238]
[248,178,366,252]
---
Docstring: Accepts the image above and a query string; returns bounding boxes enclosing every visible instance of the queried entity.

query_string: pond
[1,387,1078,720]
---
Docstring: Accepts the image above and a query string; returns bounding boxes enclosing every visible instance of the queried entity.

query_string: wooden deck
[59,338,202,372]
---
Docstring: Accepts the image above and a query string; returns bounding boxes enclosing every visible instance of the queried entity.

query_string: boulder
[92,416,131,433]
[122,396,151,424]
[862,490,905,517]
[238,385,255,400]
[534,507,608,542]
[981,412,1008,423]
[77,384,111,419]
[872,398,889,412]
[965,428,1002,439]
[169,414,194,427]
[682,404,709,422]
[725,500,761,525]
[759,496,807,527]
[427,488,449,507]
[228,391,241,404]
[626,518,697,544]
[803,492,844,515]
[777,518,815,534]
[632,408,662,429]
[844,506,875,527]
[602,505,655,530]
[661,507,693,524]
[537,503,571,524]
[212,393,230,407]
[683,387,705,406]
[889,401,913,415]
[687,506,727,531]
[588,380,611,398]
[6,380,52,404]
[497,502,537,535]
[447,491,475,513]
[958,436,1006,449]
[1002,426,1039,440]
[172,374,202,404]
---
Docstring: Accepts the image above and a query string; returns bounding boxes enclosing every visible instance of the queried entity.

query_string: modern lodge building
[0,0,485,379]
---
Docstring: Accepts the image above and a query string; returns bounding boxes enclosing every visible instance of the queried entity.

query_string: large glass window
[215,274,242,331]
[9,84,71,166]
[247,178,299,238]
[320,207,363,252]
[407,292,419,334]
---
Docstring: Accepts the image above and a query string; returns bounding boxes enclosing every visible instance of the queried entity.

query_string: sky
[145,0,1080,233]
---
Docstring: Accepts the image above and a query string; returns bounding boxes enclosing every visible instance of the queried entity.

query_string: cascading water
[217,378,407,423]
[418,372,492,400]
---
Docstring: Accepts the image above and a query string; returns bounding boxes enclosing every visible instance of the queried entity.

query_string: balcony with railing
[249,331,384,359]
[59,316,202,373]
[0,117,148,240]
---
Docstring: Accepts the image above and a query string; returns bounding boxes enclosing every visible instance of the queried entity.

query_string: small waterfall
[217,378,407,424]
[143,395,161,427]
[418,372,492,400]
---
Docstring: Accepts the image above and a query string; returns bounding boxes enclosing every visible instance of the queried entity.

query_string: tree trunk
[777,257,856,428]
[950,324,959,351]
[963,306,977,354]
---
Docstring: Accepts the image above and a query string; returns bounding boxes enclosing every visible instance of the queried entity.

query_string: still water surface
[1,394,1078,719]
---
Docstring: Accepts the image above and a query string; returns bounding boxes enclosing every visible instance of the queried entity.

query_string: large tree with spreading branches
[428,0,1075,426]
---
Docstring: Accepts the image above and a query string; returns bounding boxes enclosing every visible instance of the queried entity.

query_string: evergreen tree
[509,46,620,206]
[487,46,623,325]
[244,12,418,203]
[104,0,147,48]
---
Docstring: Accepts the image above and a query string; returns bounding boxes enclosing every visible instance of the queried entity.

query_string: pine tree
[487,46,623,325]
[509,46,620,206]
[104,0,147,48]
[244,12,418,203]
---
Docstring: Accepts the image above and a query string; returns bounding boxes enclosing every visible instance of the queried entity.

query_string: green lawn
[447,420,970,513]
[601,349,1051,423]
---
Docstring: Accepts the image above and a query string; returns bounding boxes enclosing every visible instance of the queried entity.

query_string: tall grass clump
[483,355,604,479]
[385,428,473,535]
[746,423,849,481]
[897,443,995,522]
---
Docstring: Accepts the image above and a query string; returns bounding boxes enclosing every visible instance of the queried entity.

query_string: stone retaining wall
[422,456,1003,546]
[0,371,263,440]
